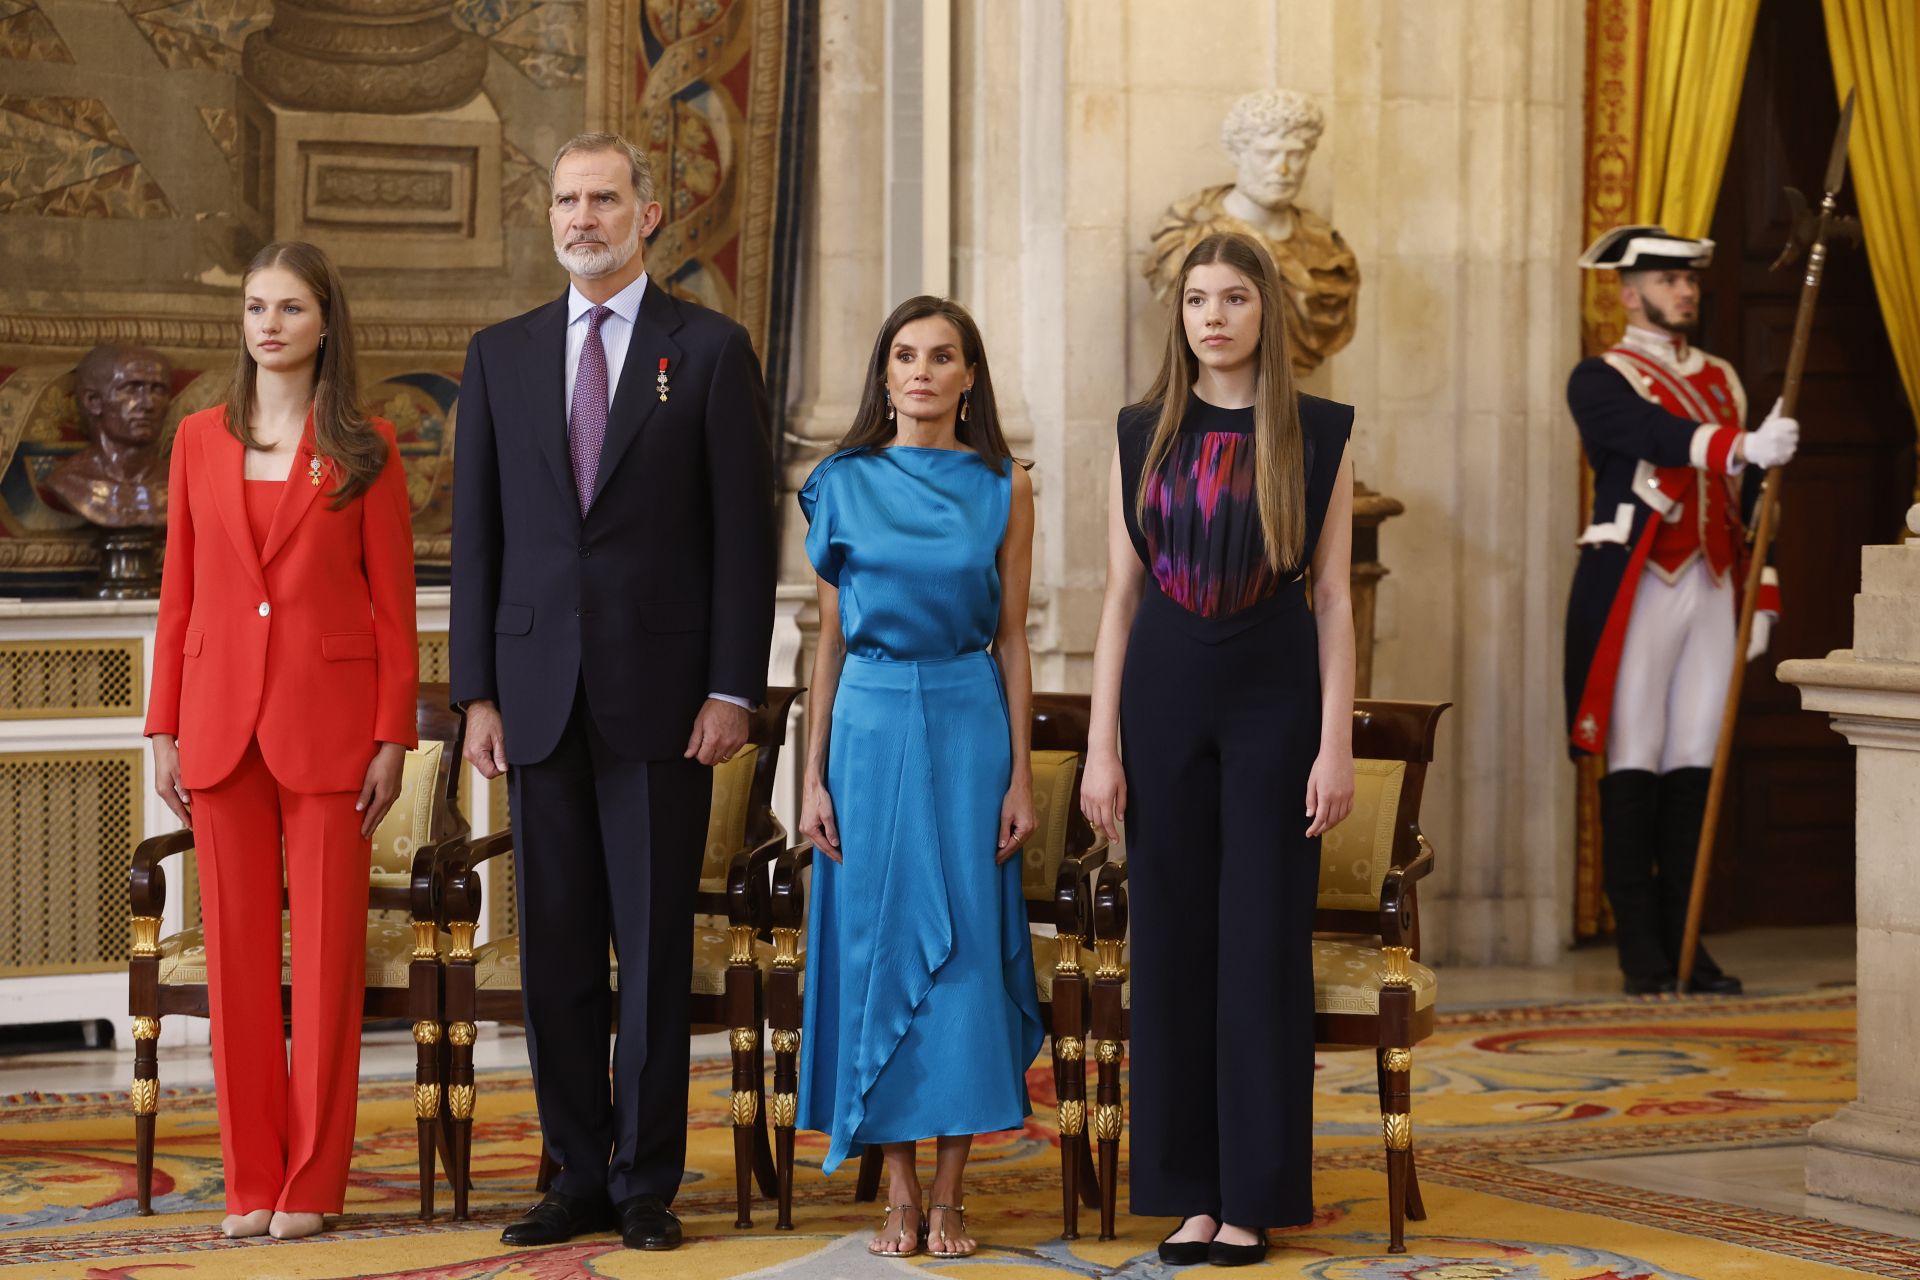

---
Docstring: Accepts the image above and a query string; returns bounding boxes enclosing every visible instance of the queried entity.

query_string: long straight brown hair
[1134,232,1306,570]
[224,241,386,507]
[837,295,1017,471]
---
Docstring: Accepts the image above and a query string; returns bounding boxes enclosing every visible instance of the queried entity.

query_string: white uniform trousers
[1607,557,1735,775]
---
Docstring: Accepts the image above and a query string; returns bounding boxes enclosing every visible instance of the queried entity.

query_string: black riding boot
[1656,767,1741,994]
[1599,769,1670,992]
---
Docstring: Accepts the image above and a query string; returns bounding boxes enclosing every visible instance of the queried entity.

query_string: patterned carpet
[5,989,1918,1277]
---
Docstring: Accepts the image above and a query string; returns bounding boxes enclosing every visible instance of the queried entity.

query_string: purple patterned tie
[568,305,613,515]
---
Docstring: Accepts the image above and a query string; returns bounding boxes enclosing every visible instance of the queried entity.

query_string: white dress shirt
[564,272,649,415]
[563,272,750,713]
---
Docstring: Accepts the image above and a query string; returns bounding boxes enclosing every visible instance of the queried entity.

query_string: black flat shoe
[616,1194,683,1251]
[1623,973,1677,996]
[1158,1232,1213,1265]
[1208,1233,1269,1267]
[1685,970,1743,995]
[500,1190,615,1245]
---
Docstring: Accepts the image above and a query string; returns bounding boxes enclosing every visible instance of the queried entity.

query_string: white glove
[1746,611,1774,662]
[1743,398,1799,469]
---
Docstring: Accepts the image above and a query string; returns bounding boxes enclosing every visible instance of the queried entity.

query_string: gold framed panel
[0,637,144,720]
[0,748,154,976]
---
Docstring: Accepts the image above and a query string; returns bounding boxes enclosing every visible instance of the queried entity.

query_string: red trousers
[192,739,370,1214]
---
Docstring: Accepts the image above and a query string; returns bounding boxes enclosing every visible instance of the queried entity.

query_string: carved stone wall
[786,0,1587,966]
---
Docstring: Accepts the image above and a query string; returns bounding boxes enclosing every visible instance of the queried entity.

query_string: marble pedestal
[1778,508,1920,1216]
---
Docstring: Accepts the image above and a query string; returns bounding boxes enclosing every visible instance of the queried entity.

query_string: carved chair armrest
[404,832,473,923]
[129,830,195,918]
[1379,833,1435,947]
[770,841,814,932]
[1052,835,1111,937]
[461,828,516,872]
[1092,858,1130,946]
[725,832,785,929]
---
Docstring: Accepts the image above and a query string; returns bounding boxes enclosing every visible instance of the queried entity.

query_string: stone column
[235,0,501,267]
[1778,508,1920,1215]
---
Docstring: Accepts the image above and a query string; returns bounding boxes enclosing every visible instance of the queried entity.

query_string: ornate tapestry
[0,0,811,593]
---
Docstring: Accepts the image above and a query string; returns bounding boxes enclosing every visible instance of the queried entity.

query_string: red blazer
[147,407,419,793]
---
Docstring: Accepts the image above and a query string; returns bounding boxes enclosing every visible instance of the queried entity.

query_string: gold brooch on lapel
[657,357,670,403]
[308,456,324,487]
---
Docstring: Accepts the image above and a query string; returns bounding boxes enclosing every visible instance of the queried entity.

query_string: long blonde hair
[1133,233,1305,570]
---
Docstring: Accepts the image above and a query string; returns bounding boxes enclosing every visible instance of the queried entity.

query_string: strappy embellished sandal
[928,1202,976,1258]
[866,1201,925,1257]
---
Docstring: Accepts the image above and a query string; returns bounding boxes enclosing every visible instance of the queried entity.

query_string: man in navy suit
[451,132,776,1250]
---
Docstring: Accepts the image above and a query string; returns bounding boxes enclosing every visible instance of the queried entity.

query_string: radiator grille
[1,750,151,974]
[0,639,143,720]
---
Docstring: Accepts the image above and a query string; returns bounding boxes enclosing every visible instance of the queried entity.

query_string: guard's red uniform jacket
[1562,327,1781,758]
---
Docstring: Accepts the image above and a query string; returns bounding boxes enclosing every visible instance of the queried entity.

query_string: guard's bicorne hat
[1578,225,1714,272]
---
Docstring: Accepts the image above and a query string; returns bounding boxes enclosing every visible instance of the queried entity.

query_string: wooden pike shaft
[1674,200,1835,990]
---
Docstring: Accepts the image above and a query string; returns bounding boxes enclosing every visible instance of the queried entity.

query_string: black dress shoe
[1207,1233,1269,1267]
[1158,1230,1213,1266]
[616,1195,683,1251]
[500,1190,615,1245]
[1623,973,1677,996]
[1685,970,1743,995]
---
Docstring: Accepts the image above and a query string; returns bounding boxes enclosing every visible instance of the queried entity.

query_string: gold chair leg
[412,1016,441,1220]
[131,1015,160,1216]
[770,1024,799,1231]
[1382,1045,1414,1254]
[729,1025,760,1230]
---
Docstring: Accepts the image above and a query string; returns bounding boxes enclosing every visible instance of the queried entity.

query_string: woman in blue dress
[796,295,1043,1259]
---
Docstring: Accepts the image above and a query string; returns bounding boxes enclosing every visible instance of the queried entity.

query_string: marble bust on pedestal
[44,344,173,529]
[1144,89,1360,376]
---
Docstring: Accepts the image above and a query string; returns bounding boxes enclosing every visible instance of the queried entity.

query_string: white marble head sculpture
[1220,90,1325,213]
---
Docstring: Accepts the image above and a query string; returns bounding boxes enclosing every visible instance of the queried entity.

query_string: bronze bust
[45,344,174,529]
[1144,90,1361,376]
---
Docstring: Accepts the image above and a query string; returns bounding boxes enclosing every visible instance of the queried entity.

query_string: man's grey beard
[554,221,641,278]
[1643,297,1698,336]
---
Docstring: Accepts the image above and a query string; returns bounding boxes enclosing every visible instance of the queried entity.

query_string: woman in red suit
[145,241,418,1240]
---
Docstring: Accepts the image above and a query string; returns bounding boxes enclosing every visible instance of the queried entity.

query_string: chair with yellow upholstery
[1085,698,1450,1252]
[765,691,1111,1236]
[125,683,470,1219]
[439,686,804,1227]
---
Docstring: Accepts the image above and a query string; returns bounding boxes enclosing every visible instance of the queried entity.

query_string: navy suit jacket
[450,282,777,764]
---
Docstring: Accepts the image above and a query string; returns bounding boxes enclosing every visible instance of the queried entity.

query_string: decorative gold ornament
[131,1016,160,1041]
[772,927,802,970]
[1094,1104,1123,1142]
[1383,1113,1412,1150]
[415,1083,441,1119]
[412,1020,440,1046]
[731,1090,759,1127]
[1380,945,1413,989]
[771,1030,799,1055]
[770,1092,797,1128]
[727,924,756,966]
[130,1078,158,1115]
[1097,1039,1122,1065]
[1384,1048,1413,1073]
[730,1027,757,1054]
[128,916,162,958]
[448,1085,475,1120]
[1054,1035,1084,1061]
[448,921,476,961]
[1056,1099,1086,1136]
[1054,934,1084,976]
[449,1022,476,1047]
[410,920,439,961]
[1094,938,1125,981]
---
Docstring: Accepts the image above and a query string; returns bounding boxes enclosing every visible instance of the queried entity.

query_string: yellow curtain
[1824,0,1920,436]
[1634,0,1761,236]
